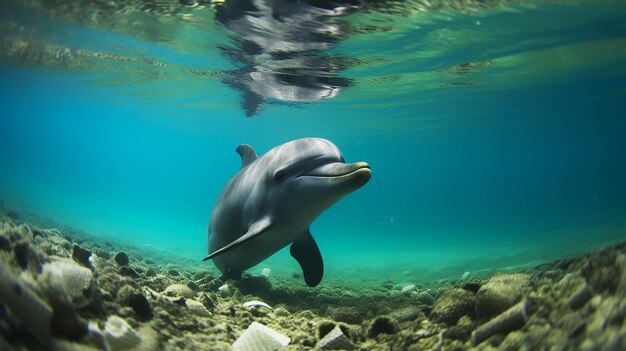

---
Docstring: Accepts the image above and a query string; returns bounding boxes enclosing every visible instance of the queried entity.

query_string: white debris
[232,322,290,351]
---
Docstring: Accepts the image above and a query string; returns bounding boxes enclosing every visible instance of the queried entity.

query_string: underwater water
[1,0,626,288]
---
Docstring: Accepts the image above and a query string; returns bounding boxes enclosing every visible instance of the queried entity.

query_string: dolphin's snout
[302,161,370,178]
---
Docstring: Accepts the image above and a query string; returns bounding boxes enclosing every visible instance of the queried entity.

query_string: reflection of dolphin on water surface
[214,0,360,116]
[204,138,371,287]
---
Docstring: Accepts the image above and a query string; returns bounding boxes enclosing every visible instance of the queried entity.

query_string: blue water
[1,0,626,284]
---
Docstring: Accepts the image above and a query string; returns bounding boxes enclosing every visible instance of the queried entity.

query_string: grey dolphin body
[203,138,371,286]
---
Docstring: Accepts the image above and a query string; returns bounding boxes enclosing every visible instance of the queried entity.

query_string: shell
[316,325,355,350]
[243,300,273,310]
[232,322,290,351]
[104,315,142,350]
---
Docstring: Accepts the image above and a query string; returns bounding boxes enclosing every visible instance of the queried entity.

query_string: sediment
[1,207,625,350]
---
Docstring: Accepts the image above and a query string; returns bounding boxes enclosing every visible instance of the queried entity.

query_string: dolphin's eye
[274,170,287,182]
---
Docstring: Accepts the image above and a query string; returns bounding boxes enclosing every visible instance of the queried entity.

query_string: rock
[119,266,140,278]
[37,259,88,340]
[167,269,180,276]
[316,325,356,350]
[114,252,129,266]
[471,300,528,345]
[163,283,193,298]
[475,273,530,318]
[40,258,95,308]
[104,315,141,350]
[367,316,398,338]
[326,306,364,325]
[72,244,94,269]
[274,307,290,316]
[117,285,153,321]
[430,288,474,325]
[232,322,290,351]
[415,290,435,306]
[14,241,41,271]
[0,261,53,346]
[388,305,421,322]
[0,234,10,251]
[186,299,212,317]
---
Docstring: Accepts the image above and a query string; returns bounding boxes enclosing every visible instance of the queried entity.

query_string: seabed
[1,206,625,351]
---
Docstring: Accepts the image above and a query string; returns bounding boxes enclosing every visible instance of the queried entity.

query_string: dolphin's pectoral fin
[290,229,324,287]
[203,217,272,261]
[236,144,258,169]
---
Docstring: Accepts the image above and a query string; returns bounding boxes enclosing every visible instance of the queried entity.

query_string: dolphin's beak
[301,161,370,178]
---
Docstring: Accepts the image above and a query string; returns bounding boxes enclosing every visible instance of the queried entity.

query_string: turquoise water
[1,0,625,284]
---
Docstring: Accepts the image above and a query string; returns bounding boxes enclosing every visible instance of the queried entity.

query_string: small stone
[475,273,530,318]
[274,307,290,316]
[163,284,193,298]
[72,244,93,269]
[114,252,129,266]
[186,299,211,317]
[119,266,140,278]
[104,315,141,350]
[430,288,475,325]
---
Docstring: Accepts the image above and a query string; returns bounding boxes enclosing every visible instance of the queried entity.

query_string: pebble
[119,266,140,278]
[71,244,94,269]
[114,252,129,266]
[163,283,194,298]
[186,299,211,317]
[475,273,530,318]
[430,288,475,325]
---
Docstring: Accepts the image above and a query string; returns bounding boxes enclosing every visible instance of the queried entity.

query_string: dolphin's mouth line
[299,163,370,179]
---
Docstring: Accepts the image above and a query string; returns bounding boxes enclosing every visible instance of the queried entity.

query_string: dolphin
[203,138,371,286]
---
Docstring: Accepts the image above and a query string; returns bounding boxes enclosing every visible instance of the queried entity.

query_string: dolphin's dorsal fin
[203,217,271,261]
[290,229,324,287]
[236,144,258,169]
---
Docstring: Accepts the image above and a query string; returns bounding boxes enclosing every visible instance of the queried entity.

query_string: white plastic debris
[316,325,355,350]
[218,283,232,297]
[243,300,273,310]
[232,322,290,351]
[401,284,417,294]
